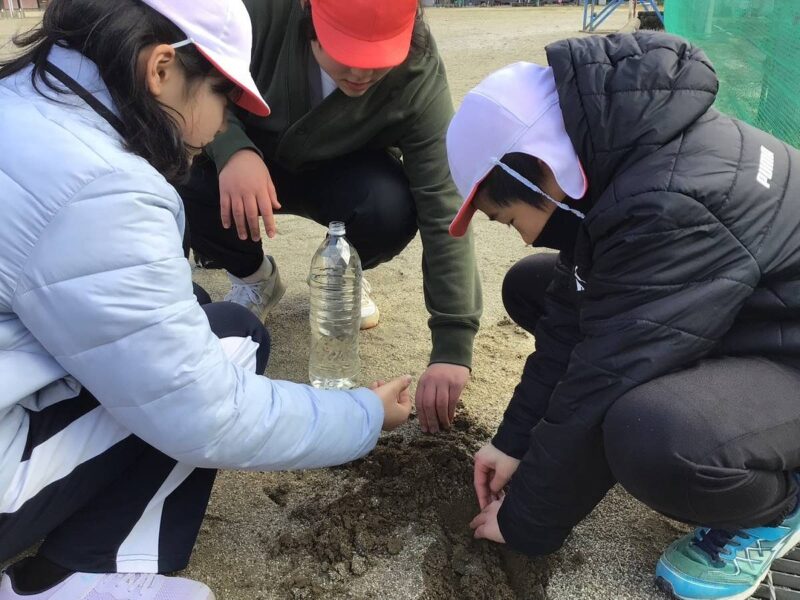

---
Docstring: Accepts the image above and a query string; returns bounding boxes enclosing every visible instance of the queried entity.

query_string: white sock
[240,256,273,284]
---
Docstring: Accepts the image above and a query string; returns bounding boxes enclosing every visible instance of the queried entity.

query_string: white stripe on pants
[0,335,260,572]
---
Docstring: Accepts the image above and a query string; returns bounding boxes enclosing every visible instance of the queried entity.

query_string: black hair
[300,1,432,63]
[475,152,550,211]
[0,0,232,183]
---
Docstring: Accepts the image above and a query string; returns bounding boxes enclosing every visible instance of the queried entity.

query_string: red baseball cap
[310,0,419,70]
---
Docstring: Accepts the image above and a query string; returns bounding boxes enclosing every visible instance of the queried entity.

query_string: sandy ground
[1,8,690,599]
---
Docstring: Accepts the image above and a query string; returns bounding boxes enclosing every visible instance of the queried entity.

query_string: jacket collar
[48,46,119,116]
[3,44,127,142]
[46,44,120,118]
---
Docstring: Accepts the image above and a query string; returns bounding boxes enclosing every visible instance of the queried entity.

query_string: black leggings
[504,253,800,529]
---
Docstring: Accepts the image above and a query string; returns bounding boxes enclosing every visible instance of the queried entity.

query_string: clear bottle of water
[308,221,362,389]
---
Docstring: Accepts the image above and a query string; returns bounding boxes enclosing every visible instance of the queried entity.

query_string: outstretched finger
[469,509,487,530]
[415,383,435,434]
[220,192,232,229]
[255,193,276,240]
[448,382,460,424]
[231,196,248,240]
[245,194,261,242]
[384,375,412,396]
[267,174,281,211]
[423,384,440,434]
[474,462,493,510]
[435,384,451,431]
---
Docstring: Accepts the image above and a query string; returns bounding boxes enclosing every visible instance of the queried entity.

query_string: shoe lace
[226,281,263,307]
[692,528,751,563]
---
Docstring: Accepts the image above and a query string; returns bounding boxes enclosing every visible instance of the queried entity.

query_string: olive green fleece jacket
[207,0,482,368]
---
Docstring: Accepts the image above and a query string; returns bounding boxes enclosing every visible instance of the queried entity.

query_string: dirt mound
[260,411,550,599]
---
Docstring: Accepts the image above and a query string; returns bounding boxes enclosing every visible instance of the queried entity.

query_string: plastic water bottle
[308,221,362,389]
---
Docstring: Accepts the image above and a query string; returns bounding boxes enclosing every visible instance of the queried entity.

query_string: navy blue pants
[0,300,270,573]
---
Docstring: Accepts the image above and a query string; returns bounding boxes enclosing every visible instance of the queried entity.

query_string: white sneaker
[224,255,286,322]
[0,571,214,600]
[360,278,380,330]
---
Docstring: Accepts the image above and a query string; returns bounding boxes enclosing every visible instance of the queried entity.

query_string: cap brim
[312,12,414,69]
[449,186,480,238]
[194,45,270,118]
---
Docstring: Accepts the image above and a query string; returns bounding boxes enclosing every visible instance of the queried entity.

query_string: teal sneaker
[655,504,800,600]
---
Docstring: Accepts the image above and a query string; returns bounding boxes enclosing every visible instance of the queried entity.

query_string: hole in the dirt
[269,412,551,599]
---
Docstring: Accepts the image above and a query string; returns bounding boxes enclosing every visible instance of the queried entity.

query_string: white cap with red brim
[447,62,588,237]
[139,0,270,118]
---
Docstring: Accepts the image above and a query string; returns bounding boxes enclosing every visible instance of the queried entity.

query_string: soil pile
[259,412,550,599]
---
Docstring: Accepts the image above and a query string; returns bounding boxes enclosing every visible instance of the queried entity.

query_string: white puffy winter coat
[0,46,383,502]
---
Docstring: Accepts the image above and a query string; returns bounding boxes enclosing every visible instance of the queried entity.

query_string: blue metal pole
[587,0,627,31]
[583,0,591,32]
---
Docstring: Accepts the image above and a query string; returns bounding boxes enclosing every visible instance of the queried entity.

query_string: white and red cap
[447,62,588,237]
[139,0,270,117]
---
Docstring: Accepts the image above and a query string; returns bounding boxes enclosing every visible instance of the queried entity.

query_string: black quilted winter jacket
[493,31,800,556]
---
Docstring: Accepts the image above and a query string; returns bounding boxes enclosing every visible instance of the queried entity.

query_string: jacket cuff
[498,491,569,557]
[206,131,263,174]
[491,419,531,460]
[429,325,476,369]
[349,387,385,459]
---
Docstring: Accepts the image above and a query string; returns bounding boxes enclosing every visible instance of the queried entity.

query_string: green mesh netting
[665,0,799,148]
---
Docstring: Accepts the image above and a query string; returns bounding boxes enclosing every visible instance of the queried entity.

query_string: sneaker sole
[655,567,757,600]
[655,530,800,600]
[360,307,380,330]
[256,272,287,324]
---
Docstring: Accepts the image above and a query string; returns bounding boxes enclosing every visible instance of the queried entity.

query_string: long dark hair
[0,0,228,183]
[300,1,432,63]
[476,153,549,210]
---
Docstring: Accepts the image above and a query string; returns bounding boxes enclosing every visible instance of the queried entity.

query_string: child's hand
[218,150,281,241]
[371,376,413,431]
[470,496,507,544]
[474,443,520,509]
[415,363,470,433]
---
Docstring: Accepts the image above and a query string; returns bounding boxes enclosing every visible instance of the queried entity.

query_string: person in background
[0,1,411,598]
[447,31,800,600]
[178,0,482,434]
